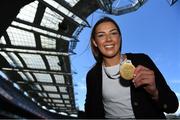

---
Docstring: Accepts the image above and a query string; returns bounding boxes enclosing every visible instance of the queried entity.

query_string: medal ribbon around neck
[103,55,126,79]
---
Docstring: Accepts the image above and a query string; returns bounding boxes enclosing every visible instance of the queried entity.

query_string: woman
[84,17,179,119]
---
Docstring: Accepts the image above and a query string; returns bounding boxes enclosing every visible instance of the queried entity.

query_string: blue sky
[70,0,180,115]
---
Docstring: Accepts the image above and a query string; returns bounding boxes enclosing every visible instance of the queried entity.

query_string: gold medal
[120,59,135,80]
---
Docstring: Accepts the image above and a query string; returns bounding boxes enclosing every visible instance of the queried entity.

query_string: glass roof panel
[47,103,53,106]
[41,7,63,30]
[43,0,83,25]
[18,72,28,81]
[48,93,60,98]
[56,104,65,107]
[34,84,42,91]
[40,35,56,49]
[52,99,63,103]
[59,86,67,93]
[33,73,52,82]
[46,56,61,71]
[18,53,46,69]
[43,93,48,97]
[0,52,16,67]
[7,27,36,47]
[0,36,6,44]
[56,102,64,106]
[54,75,65,84]
[66,105,71,107]
[43,85,57,92]
[13,83,21,90]
[16,1,38,23]
[55,100,63,104]
[11,21,63,40]
[38,93,47,97]
[64,100,70,104]
[111,0,136,9]
[0,71,8,80]
[8,52,24,68]
[24,72,34,81]
[62,94,69,99]
[43,98,51,102]
[64,0,80,7]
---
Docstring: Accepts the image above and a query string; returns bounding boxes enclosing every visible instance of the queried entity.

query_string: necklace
[103,54,126,79]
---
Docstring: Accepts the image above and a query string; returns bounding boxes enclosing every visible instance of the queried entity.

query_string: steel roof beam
[37,0,80,27]
[0,67,72,76]
[0,47,69,56]
[12,19,74,42]
[97,0,148,15]
[14,18,72,38]
[28,90,68,95]
[16,81,71,87]
[54,0,90,27]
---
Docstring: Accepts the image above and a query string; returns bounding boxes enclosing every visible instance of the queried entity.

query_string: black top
[84,53,179,119]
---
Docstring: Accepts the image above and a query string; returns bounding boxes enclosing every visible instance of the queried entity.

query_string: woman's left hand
[133,65,159,100]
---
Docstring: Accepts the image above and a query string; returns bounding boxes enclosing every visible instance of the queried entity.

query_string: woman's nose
[106,34,112,41]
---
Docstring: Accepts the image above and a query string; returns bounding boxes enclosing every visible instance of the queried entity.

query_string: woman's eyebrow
[109,28,118,32]
[96,28,118,34]
[95,31,105,34]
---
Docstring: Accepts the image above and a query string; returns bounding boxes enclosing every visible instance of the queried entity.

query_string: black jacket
[85,53,179,119]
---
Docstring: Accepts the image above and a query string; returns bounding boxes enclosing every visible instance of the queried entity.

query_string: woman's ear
[92,39,98,47]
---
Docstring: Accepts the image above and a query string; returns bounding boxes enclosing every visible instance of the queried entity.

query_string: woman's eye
[111,32,118,35]
[97,34,105,38]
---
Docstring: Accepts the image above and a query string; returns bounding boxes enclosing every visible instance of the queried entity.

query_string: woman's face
[93,21,121,59]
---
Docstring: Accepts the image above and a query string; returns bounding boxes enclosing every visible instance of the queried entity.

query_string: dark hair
[90,16,122,63]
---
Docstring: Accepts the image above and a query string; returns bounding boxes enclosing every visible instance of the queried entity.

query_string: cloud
[73,75,87,111]
[176,92,180,97]
[174,101,180,116]
[175,93,180,116]
[75,75,86,91]
[74,75,86,95]
[169,80,180,84]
